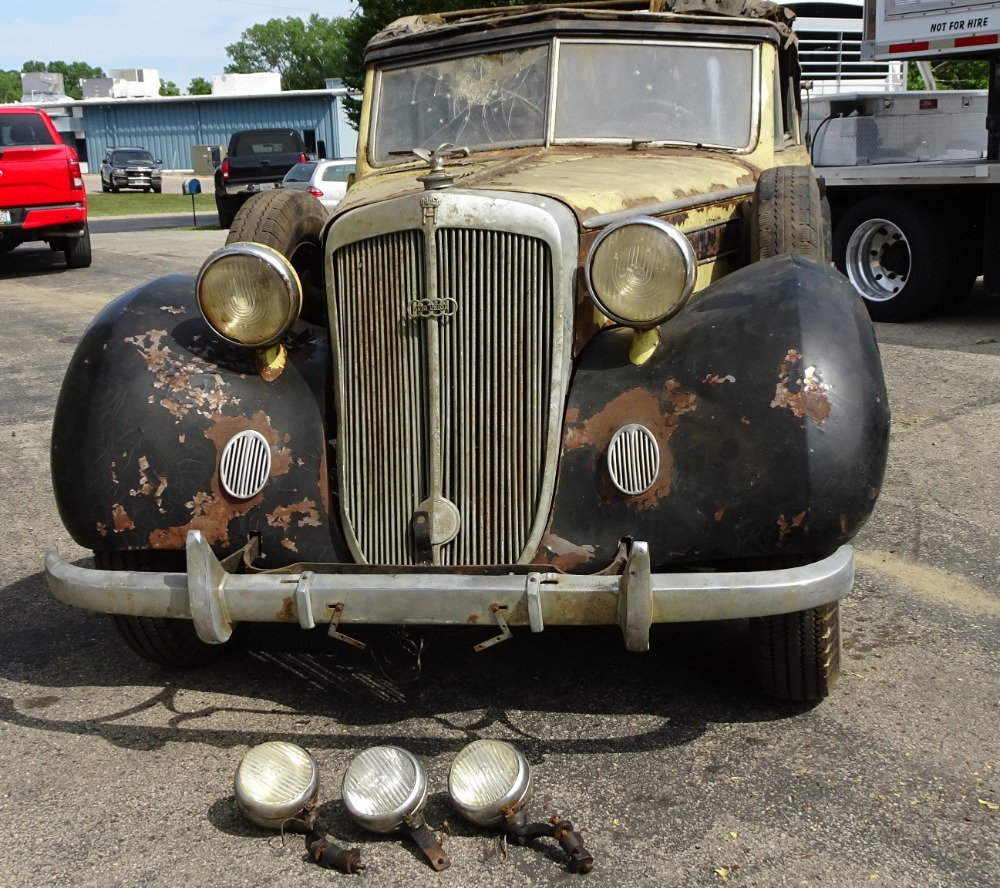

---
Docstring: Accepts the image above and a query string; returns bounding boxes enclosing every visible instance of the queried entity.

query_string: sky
[2,0,358,92]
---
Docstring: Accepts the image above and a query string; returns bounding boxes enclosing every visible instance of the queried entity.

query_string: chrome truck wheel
[834,196,949,322]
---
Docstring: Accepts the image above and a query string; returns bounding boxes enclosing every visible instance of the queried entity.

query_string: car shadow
[2,561,814,759]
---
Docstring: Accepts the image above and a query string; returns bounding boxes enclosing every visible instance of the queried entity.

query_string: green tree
[340,0,522,128]
[188,76,212,96]
[20,60,105,99]
[0,70,21,103]
[907,59,989,90]
[159,80,180,96]
[225,14,351,91]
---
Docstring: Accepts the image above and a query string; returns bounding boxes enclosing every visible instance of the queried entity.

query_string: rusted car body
[46,0,889,699]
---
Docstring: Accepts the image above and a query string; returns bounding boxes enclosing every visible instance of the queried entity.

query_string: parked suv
[100,147,162,193]
[46,0,889,702]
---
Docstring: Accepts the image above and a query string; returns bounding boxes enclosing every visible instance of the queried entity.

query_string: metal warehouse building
[41,86,358,173]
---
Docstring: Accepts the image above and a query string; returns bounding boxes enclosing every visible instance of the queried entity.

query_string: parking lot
[0,225,997,887]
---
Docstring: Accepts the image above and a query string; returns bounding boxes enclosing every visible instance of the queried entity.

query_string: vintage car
[45,0,889,701]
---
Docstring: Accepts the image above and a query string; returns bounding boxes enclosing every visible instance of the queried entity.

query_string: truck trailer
[791,0,1000,320]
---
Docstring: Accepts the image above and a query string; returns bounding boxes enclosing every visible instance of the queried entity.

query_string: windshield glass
[555,41,755,148]
[114,150,155,163]
[372,38,757,163]
[373,45,549,162]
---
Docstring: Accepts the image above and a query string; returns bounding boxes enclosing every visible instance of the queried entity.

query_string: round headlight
[585,217,696,328]
[341,746,428,834]
[448,739,532,827]
[233,741,319,830]
[197,242,302,347]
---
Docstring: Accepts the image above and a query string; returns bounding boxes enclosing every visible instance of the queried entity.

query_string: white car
[281,159,355,211]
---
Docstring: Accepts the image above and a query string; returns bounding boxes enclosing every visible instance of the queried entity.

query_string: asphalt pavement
[0,227,997,888]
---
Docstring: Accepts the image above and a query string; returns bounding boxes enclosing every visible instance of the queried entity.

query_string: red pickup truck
[0,106,91,268]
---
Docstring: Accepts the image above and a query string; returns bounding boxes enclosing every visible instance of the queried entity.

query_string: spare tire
[751,165,830,263]
[227,190,329,325]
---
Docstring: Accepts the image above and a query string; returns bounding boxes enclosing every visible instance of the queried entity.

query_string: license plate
[0,210,10,224]
[257,183,275,191]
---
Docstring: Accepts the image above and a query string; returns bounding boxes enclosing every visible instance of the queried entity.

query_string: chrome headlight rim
[196,241,302,348]
[233,740,320,830]
[341,745,429,834]
[584,215,697,329]
[448,739,532,827]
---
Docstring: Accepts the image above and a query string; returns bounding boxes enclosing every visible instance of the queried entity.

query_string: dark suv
[100,147,162,193]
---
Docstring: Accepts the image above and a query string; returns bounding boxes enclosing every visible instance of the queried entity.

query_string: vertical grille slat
[333,207,556,566]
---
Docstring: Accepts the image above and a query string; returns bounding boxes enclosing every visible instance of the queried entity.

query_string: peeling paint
[125,329,242,423]
[771,349,831,426]
[537,533,597,571]
[777,510,808,544]
[129,455,168,513]
[267,499,321,531]
[705,373,736,385]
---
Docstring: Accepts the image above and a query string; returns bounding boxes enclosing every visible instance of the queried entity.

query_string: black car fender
[536,255,890,571]
[51,274,349,566]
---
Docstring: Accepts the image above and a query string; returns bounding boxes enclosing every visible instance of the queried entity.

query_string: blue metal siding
[81,93,354,171]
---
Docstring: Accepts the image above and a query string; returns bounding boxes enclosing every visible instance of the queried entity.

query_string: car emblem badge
[408,297,458,319]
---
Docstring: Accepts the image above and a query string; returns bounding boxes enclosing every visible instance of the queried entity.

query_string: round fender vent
[220,430,272,500]
[607,424,660,496]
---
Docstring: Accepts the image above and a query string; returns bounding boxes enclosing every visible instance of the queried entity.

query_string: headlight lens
[448,739,532,826]
[341,745,428,833]
[585,216,696,328]
[233,741,319,830]
[197,242,302,347]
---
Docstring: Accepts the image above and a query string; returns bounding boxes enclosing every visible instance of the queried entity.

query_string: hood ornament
[413,143,469,190]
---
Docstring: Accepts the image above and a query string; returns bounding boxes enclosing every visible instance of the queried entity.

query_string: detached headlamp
[585,216,696,328]
[448,740,593,874]
[233,742,363,874]
[197,242,302,347]
[341,745,451,871]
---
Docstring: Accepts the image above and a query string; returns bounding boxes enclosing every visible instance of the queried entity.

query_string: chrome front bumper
[45,531,855,652]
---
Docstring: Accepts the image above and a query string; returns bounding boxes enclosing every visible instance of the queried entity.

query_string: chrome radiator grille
[332,217,557,566]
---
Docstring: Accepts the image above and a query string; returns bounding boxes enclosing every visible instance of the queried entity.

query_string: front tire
[226,189,329,325]
[93,549,230,668]
[750,601,841,701]
[833,196,949,322]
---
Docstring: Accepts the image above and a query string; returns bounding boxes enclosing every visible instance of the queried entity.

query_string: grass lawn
[88,191,218,219]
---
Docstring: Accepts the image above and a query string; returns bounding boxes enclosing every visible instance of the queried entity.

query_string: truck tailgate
[0,146,74,208]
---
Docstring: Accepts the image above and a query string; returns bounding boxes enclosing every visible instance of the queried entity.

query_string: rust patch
[770,349,831,426]
[112,503,135,533]
[777,511,808,545]
[467,614,480,624]
[267,499,321,531]
[563,381,697,510]
[148,411,311,551]
[125,329,242,423]
[276,596,295,621]
[96,522,108,537]
[148,490,242,549]
[715,507,725,521]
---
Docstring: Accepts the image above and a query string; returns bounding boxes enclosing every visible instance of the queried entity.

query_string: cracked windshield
[373,40,755,163]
